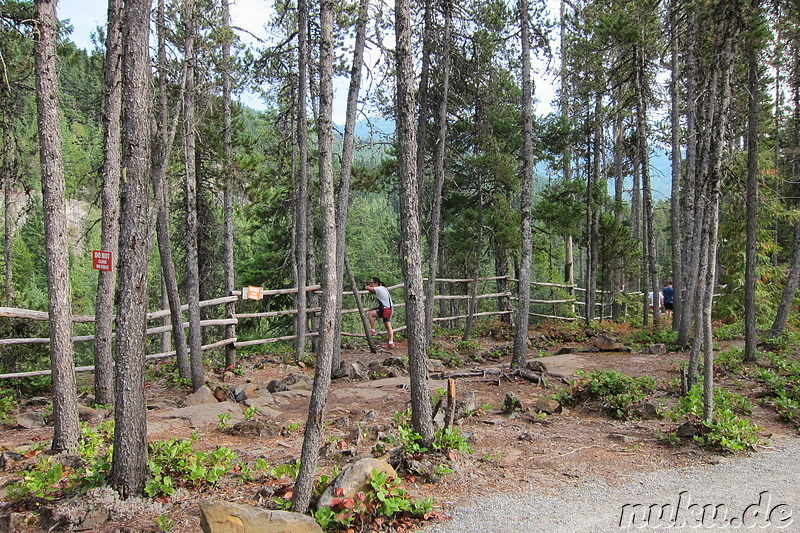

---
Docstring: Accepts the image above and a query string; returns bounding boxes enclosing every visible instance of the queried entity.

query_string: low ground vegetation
[0,319,799,531]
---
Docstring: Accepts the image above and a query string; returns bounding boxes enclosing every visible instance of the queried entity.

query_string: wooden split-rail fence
[0,277,604,380]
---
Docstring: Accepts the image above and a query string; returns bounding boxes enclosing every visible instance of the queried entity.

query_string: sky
[57,0,558,123]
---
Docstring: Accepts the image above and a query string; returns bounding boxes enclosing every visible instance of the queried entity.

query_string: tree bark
[221,0,237,369]
[743,0,760,362]
[152,0,190,380]
[93,0,123,407]
[424,0,453,340]
[111,0,153,498]
[2,118,13,305]
[294,0,310,362]
[293,0,337,512]
[635,45,659,327]
[396,0,434,441]
[332,0,369,372]
[34,0,79,454]
[669,0,683,331]
[512,0,534,368]
[183,0,204,391]
[559,0,575,309]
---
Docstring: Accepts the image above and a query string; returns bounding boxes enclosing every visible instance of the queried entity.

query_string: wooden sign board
[244,286,263,300]
[92,250,113,271]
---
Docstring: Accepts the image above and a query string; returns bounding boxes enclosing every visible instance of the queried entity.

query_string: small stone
[608,433,638,444]
[16,412,45,429]
[534,398,562,415]
[676,421,699,438]
[185,385,219,407]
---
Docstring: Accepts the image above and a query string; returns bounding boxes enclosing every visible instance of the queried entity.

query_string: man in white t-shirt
[366,277,394,348]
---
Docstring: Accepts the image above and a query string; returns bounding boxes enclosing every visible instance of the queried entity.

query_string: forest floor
[0,321,798,532]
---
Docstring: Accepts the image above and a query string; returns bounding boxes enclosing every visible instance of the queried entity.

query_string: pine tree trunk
[183,0,203,391]
[293,0,337,512]
[34,0,79,454]
[111,0,153,497]
[669,0,683,331]
[2,119,13,305]
[743,0,760,362]
[512,0,534,368]
[294,0,310,362]
[396,0,434,441]
[424,0,453,339]
[152,0,190,379]
[93,0,123,406]
[463,185,483,341]
[332,0,369,372]
[221,0,236,368]
[636,45,659,327]
[559,0,575,306]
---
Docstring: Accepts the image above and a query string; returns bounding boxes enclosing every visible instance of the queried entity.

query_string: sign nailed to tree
[92,250,113,271]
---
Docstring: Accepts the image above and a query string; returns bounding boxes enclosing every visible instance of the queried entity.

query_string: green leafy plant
[433,427,472,454]
[455,339,483,360]
[218,412,232,429]
[244,405,260,420]
[156,514,174,531]
[555,370,656,419]
[664,385,763,453]
[269,459,301,480]
[6,458,66,500]
[0,388,16,425]
[314,469,435,531]
[283,420,302,433]
[144,435,238,497]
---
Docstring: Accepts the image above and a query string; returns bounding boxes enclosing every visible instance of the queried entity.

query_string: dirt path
[424,436,800,532]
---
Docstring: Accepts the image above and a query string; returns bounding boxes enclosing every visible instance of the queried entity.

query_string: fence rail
[0,276,606,380]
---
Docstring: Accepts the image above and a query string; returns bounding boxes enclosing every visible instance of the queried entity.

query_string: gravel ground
[424,438,800,532]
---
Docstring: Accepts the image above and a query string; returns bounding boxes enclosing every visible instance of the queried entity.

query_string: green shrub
[665,385,763,453]
[313,469,435,531]
[555,369,656,419]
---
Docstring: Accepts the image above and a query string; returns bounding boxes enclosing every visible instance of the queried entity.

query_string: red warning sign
[92,250,113,271]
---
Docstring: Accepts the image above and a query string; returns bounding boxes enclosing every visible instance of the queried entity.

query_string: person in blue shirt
[662,280,674,317]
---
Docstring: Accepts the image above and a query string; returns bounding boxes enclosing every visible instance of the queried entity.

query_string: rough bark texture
[424,0,453,339]
[634,44,659,327]
[332,0,369,371]
[294,0,310,362]
[396,0,434,441]
[183,0,204,391]
[559,0,574,308]
[293,0,337,513]
[743,0,760,362]
[512,0,534,368]
[111,0,153,497]
[93,0,123,407]
[669,0,683,331]
[221,0,236,368]
[2,119,13,305]
[34,0,79,453]
[152,0,190,379]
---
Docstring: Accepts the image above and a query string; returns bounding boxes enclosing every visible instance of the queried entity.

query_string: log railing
[0,276,604,379]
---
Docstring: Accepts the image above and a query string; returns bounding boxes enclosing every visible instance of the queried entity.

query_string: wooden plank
[146,295,240,320]
[0,307,94,323]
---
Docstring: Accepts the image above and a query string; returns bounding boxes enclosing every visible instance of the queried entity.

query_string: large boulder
[199,501,322,533]
[316,458,397,510]
[151,401,244,429]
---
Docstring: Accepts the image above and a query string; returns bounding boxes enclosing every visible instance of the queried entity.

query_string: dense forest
[1,0,799,511]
